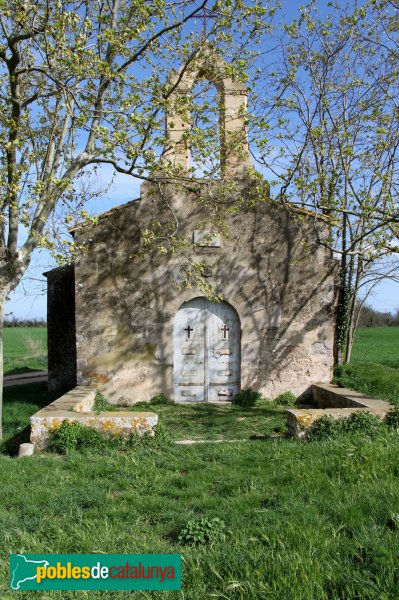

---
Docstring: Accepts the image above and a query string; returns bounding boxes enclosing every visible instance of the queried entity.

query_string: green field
[351,327,399,369]
[334,327,399,405]
[1,327,399,598]
[3,327,47,375]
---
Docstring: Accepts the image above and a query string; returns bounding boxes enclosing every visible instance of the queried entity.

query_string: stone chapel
[46,53,337,404]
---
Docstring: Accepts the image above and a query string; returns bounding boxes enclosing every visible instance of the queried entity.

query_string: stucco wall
[69,178,337,404]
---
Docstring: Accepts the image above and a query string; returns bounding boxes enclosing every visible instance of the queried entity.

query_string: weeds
[149,394,171,406]
[178,517,226,545]
[307,415,342,441]
[385,405,399,429]
[47,420,171,454]
[342,411,384,437]
[308,411,385,441]
[93,392,118,414]
[233,389,263,407]
[274,391,297,407]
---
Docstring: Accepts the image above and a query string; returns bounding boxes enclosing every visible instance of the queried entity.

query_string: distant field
[3,327,47,375]
[334,327,399,405]
[351,327,399,369]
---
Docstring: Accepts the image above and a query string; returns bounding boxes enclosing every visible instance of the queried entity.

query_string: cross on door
[221,323,229,339]
[185,325,193,339]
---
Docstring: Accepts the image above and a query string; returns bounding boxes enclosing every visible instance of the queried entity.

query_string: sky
[5,0,399,320]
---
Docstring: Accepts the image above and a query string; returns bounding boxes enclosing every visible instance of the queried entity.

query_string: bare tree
[252,0,399,363]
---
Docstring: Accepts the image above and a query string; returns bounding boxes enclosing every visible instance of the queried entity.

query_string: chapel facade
[46,53,337,404]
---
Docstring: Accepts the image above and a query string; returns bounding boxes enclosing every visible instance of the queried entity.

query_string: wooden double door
[173,298,241,402]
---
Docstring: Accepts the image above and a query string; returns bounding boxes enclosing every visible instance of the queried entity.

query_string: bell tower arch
[161,52,252,178]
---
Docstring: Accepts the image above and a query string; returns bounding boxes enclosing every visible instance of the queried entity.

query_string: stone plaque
[193,230,221,247]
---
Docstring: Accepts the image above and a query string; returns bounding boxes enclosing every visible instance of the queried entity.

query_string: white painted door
[174,298,240,402]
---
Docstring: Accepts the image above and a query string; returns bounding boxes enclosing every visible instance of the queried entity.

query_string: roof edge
[69,197,141,233]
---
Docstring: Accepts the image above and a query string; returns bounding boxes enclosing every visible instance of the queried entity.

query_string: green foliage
[149,393,171,406]
[233,388,263,407]
[131,394,170,409]
[2,381,287,454]
[335,269,352,362]
[47,421,113,454]
[0,0,267,281]
[341,411,384,438]
[178,517,226,546]
[385,406,399,430]
[3,329,399,596]
[334,361,399,406]
[3,433,399,597]
[47,421,171,454]
[274,391,297,406]
[307,415,342,440]
[128,423,172,450]
[93,392,118,414]
[351,327,399,370]
[308,412,384,441]
[259,0,399,362]
[127,401,287,441]
[386,513,399,531]
[1,382,62,455]
[255,397,274,407]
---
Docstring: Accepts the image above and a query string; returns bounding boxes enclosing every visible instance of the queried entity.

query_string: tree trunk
[344,257,363,364]
[334,252,351,365]
[334,207,349,365]
[345,297,355,364]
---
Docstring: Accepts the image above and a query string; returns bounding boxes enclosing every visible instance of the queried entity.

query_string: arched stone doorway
[173,298,241,402]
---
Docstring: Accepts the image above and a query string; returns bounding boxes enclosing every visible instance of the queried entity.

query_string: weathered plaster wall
[70,178,337,404]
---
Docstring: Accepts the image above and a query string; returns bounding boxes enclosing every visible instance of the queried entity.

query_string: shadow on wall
[59,179,337,403]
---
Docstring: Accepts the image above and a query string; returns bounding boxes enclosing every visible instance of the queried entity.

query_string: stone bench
[312,383,392,411]
[30,386,158,449]
[287,383,391,438]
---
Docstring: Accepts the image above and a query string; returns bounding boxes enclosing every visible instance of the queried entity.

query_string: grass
[1,382,64,455]
[350,327,399,369]
[3,327,47,375]
[1,327,399,598]
[135,402,287,441]
[1,430,399,598]
[334,327,399,406]
[95,393,287,441]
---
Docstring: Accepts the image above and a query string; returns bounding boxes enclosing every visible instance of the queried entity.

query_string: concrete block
[18,443,34,458]
[287,383,392,438]
[30,386,158,449]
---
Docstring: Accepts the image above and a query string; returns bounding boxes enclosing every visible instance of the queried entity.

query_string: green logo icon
[10,554,181,591]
